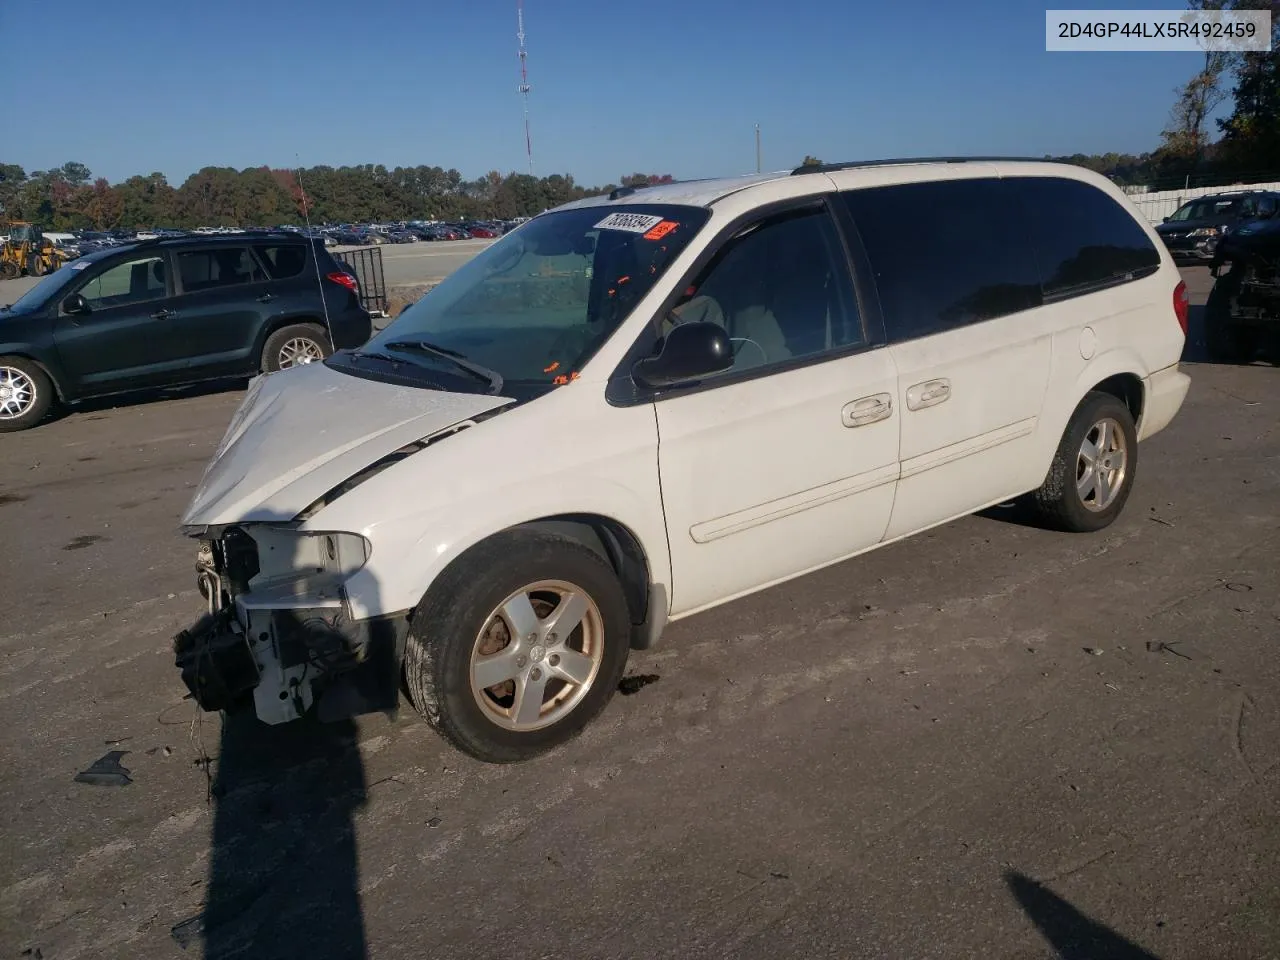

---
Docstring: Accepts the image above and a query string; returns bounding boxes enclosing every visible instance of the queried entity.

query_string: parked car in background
[466,223,500,239]
[386,230,417,243]
[331,228,369,245]
[0,233,371,431]
[171,159,1189,764]
[1155,190,1280,261]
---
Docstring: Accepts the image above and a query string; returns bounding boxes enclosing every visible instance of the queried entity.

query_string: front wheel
[1030,391,1138,533]
[403,529,632,763]
[260,323,332,373]
[0,356,55,432]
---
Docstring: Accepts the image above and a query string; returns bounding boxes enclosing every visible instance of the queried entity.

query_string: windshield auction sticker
[594,212,666,233]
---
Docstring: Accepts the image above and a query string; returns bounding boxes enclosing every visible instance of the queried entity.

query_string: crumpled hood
[182,362,513,527]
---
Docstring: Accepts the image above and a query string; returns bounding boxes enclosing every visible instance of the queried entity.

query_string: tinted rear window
[253,243,309,280]
[177,247,266,291]
[840,177,1042,342]
[1012,177,1160,300]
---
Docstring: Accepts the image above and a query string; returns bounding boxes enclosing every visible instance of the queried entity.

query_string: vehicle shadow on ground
[52,378,249,423]
[172,709,370,960]
[1180,301,1279,367]
[1005,870,1161,959]
[1182,303,1210,364]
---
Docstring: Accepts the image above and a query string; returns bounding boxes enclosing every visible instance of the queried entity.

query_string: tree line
[0,164,679,232]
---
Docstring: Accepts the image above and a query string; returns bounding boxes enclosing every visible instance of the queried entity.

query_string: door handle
[906,378,951,411]
[151,308,176,320]
[257,293,276,303]
[841,393,893,428]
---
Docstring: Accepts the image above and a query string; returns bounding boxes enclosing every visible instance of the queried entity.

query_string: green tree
[1216,3,1280,170]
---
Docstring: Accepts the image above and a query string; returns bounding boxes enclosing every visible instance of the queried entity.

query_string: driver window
[669,207,862,375]
[78,256,169,310]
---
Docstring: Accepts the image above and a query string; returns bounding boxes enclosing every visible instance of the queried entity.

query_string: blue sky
[5,0,1219,186]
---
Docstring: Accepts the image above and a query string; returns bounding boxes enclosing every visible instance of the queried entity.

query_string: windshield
[1169,197,1243,221]
[3,260,86,312]
[352,203,709,390]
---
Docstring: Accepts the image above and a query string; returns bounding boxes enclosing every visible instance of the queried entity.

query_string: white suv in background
[174,158,1191,763]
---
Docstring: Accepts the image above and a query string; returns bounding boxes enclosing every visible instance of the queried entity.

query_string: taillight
[1173,280,1189,336]
[327,271,359,293]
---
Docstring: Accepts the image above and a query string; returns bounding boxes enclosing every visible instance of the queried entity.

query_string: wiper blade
[382,340,504,393]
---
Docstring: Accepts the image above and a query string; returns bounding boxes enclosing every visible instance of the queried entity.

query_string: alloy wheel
[469,580,604,732]
[278,337,324,368]
[1077,416,1128,512]
[0,366,37,420]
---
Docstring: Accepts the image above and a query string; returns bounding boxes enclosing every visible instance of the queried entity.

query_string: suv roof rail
[126,229,303,247]
[791,156,1047,176]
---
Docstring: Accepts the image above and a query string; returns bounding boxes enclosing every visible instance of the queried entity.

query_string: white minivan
[175,158,1191,763]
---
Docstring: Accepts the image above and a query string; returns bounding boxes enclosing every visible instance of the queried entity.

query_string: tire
[260,323,332,373]
[403,529,633,763]
[0,261,17,280]
[1030,391,1138,533]
[0,356,55,432]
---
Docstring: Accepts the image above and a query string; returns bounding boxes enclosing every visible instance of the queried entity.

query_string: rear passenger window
[177,248,265,292]
[1013,177,1160,300]
[840,178,1041,343]
[253,244,308,280]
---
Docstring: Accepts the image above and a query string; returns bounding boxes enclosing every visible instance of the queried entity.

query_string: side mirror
[632,321,734,389]
[1162,216,1171,223]
[62,293,90,315]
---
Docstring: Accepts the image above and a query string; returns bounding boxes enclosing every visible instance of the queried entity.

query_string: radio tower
[517,0,534,176]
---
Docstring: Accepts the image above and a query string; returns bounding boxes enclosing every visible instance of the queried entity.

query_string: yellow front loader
[0,222,71,279]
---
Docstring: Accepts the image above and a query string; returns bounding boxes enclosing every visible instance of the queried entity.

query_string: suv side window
[253,243,309,280]
[176,247,266,293]
[667,206,862,374]
[1012,177,1161,300]
[1259,196,1277,218]
[840,178,1041,343]
[78,255,169,309]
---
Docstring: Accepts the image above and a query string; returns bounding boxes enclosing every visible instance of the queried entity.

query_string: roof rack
[608,184,649,200]
[607,175,732,201]
[791,156,1046,176]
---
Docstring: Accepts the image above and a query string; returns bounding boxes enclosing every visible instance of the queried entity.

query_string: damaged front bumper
[173,526,410,724]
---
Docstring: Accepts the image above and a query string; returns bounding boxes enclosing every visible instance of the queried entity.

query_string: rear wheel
[1030,392,1138,533]
[260,323,331,373]
[27,255,44,277]
[0,357,55,432]
[403,529,632,763]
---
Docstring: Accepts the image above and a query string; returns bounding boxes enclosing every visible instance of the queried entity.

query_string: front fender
[300,391,671,622]
[0,342,68,399]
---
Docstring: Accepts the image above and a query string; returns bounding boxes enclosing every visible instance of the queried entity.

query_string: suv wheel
[0,357,55,432]
[403,529,632,763]
[1030,391,1138,533]
[261,323,332,373]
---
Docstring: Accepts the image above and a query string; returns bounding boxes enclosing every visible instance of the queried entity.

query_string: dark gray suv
[0,233,372,431]
[1155,190,1280,261]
